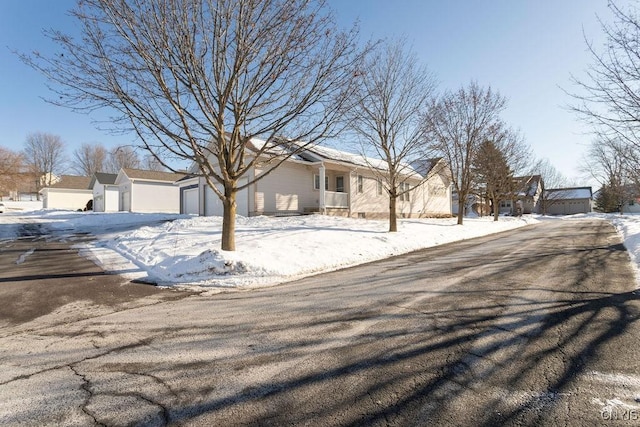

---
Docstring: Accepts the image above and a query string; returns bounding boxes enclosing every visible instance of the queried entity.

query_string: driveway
[1,218,639,426]
[0,224,192,326]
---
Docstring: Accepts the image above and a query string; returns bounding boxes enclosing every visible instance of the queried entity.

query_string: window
[377,179,383,196]
[399,182,411,202]
[314,174,329,190]
[336,176,344,193]
[357,175,364,193]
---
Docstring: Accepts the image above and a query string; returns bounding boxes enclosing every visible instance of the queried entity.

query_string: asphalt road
[1,218,639,426]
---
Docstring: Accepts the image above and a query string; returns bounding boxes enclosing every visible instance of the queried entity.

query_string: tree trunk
[457,199,464,225]
[493,197,499,221]
[221,184,237,251]
[389,195,398,232]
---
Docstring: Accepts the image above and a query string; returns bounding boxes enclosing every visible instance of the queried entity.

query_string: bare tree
[71,143,107,176]
[569,1,640,149]
[0,146,24,200]
[142,153,166,172]
[581,136,637,213]
[22,0,364,250]
[22,132,67,197]
[105,146,141,173]
[424,82,507,225]
[530,157,569,189]
[346,40,437,232]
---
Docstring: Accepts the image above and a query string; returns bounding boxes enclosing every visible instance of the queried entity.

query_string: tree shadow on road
[3,220,640,426]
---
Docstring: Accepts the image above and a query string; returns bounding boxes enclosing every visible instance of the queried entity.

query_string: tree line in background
[0,133,164,200]
[16,0,570,249]
[571,1,640,213]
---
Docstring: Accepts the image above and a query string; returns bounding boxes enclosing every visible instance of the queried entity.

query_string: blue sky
[0,1,615,185]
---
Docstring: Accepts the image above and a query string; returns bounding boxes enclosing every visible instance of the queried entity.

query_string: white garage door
[204,180,248,217]
[105,188,119,212]
[121,191,130,212]
[183,188,199,215]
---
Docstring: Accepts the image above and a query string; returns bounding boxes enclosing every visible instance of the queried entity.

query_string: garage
[205,181,248,217]
[183,188,199,215]
[177,176,249,217]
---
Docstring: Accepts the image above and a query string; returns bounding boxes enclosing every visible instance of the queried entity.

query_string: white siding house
[40,175,92,210]
[177,139,452,219]
[115,169,186,213]
[90,172,119,212]
[177,176,250,217]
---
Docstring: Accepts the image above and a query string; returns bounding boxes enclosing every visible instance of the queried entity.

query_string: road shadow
[3,219,639,425]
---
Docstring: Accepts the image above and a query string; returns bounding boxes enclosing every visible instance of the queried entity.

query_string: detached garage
[40,175,92,210]
[545,187,593,215]
[177,176,249,217]
[116,168,186,213]
[90,172,119,212]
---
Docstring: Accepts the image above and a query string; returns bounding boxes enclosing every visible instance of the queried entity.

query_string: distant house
[593,184,640,213]
[499,175,544,215]
[544,187,593,215]
[40,175,92,210]
[177,139,452,219]
[116,168,186,213]
[90,172,119,212]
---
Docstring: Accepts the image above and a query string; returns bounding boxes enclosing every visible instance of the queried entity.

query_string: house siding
[92,184,119,212]
[253,162,317,215]
[350,170,451,219]
[350,172,385,217]
[130,181,180,213]
[546,199,592,215]
[42,189,92,210]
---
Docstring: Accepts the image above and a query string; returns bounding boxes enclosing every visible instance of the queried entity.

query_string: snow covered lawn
[84,214,540,290]
[1,203,538,291]
[3,203,640,293]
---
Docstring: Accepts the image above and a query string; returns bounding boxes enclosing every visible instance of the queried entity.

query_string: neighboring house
[177,140,452,219]
[452,192,480,217]
[593,184,640,213]
[40,175,92,210]
[90,172,119,212]
[116,168,186,213]
[544,187,593,215]
[499,175,544,215]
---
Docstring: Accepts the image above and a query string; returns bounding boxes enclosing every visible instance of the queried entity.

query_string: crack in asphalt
[0,336,158,386]
[69,364,105,427]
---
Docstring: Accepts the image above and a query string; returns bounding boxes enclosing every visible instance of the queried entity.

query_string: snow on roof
[514,175,542,197]
[250,138,422,177]
[546,187,592,200]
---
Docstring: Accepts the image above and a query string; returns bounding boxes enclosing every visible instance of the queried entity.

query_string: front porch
[310,164,350,213]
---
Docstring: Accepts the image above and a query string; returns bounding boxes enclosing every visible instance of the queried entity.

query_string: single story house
[40,175,92,210]
[545,187,593,215]
[89,172,119,212]
[116,168,186,213]
[177,139,452,219]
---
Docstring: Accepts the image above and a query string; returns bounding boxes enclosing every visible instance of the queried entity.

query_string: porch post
[319,163,326,214]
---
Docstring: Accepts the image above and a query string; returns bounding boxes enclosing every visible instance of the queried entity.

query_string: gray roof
[122,168,186,182]
[546,187,592,200]
[49,175,92,190]
[93,172,118,185]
